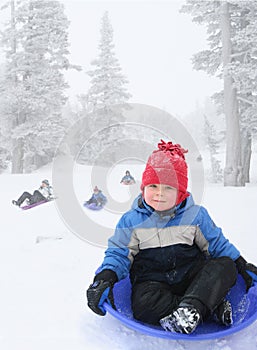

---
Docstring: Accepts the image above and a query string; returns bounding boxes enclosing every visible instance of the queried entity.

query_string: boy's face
[144,184,177,211]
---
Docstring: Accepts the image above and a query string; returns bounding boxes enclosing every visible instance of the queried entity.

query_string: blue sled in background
[83,202,103,211]
[103,275,257,340]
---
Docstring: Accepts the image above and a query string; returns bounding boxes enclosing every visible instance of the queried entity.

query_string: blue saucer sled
[103,275,257,340]
[83,202,103,211]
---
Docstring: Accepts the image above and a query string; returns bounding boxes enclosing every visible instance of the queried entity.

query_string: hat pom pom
[158,139,188,159]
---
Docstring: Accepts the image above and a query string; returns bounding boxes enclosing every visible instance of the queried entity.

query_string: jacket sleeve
[97,214,139,281]
[195,206,240,260]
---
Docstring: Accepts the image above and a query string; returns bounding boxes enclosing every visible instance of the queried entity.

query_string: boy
[87,140,257,334]
[12,179,54,207]
[84,186,107,207]
[120,170,136,185]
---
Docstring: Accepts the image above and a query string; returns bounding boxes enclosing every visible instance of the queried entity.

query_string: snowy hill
[1,165,257,350]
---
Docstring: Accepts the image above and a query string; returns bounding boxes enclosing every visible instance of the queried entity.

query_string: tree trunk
[11,138,24,173]
[11,0,16,56]
[220,2,244,186]
[241,130,252,183]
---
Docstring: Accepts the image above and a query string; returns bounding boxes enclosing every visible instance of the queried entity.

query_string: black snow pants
[131,256,237,325]
[17,190,46,206]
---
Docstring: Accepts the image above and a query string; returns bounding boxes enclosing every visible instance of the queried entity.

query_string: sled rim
[103,282,257,341]
[83,204,103,210]
[104,302,257,340]
[21,200,48,210]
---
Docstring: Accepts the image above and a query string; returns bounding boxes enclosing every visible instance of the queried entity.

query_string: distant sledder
[120,170,135,185]
[84,186,107,210]
[12,179,54,209]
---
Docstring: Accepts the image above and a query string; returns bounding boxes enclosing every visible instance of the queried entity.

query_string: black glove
[235,256,257,291]
[86,269,118,316]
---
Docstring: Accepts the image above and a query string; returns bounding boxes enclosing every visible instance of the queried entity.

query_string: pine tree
[229,1,257,182]
[0,0,78,172]
[204,115,223,183]
[79,11,131,165]
[181,1,257,186]
[0,62,10,172]
[0,123,10,173]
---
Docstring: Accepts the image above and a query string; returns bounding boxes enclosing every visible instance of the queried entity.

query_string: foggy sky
[62,0,222,117]
[0,0,223,117]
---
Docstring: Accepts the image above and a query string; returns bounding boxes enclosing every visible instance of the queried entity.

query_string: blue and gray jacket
[87,191,107,206]
[98,194,240,286]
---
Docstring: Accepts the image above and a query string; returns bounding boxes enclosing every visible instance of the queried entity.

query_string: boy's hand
[87,280,116,316]
[86,269,118,315]
[235,256,257,291]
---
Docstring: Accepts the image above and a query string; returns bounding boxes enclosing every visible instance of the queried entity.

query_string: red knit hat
[141,140,189,205]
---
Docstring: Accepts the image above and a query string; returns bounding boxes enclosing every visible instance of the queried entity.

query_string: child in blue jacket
[85,186,107,207]
[87,140,257,334]
[120,170,136,185]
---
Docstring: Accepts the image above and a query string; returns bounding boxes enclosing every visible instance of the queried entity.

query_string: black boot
[213,299,233,326]
[160,306,201,334]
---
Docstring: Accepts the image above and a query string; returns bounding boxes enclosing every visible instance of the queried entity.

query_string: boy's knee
[215,256,237,283]
[132,291,158,324]
[217,256,236,268]
[132,288,157,313]
[132,282,172,324]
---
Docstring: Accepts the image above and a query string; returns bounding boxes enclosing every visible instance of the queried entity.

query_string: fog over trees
[0,1,256,186]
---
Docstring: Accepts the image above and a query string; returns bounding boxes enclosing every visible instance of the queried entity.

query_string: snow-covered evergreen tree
[181,1,257,186]
[87,11,131,112]
[0,0,77,172]
[204,115,223,183]
[0,62,10,172]
[0,124,10,173]
[229,1,257,182]
[78,11,131,165]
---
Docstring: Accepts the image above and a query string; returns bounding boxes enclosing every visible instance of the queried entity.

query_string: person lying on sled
[86,140,257,334]
[12,179,54,207]
[85,186,107,207]
[120,170,136,185]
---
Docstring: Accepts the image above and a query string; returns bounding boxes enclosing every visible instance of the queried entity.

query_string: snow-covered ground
[1,161,257,350]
